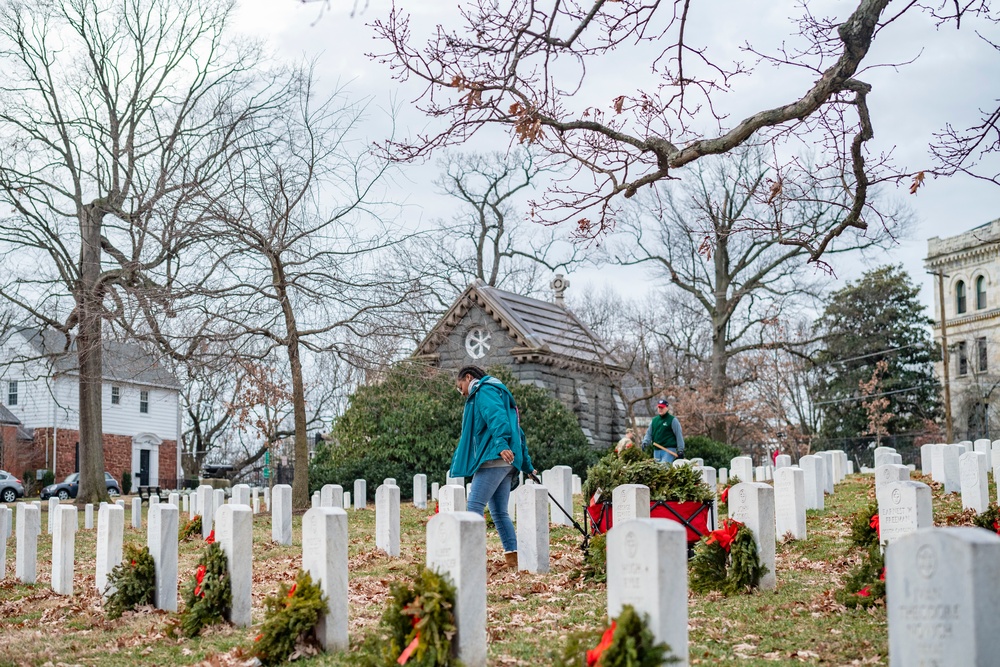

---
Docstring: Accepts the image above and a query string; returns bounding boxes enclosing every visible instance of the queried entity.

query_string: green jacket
[450,376,534,478]
[643,413,684,454]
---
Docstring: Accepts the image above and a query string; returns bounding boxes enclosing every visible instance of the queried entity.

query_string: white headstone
[51,505,78,595]
[612,484,650,526]
[149,495,159,505]
[754,466,766,482]
[168,492,180,509]
[321,484,344,509]
[15,502,40,584]
[353,479,367,510]
[271,484,293,545]
[875,463,910,496]
[344,492,352,509]
[231,484,250,507]
[775,454,791,469]
[887,527,1000,666]
[930,444,946,483]
[182,493,190,514]
[730,456,753,484]
[798,455,825,511]
[426,512,487,667]
[131,497,142,529]
[197,485,215,538]
[303,507,349,650]
[818,451,835,494]
[413,475,427,509]
[312,491,321,508]
[919,443,934,476]
[572,474,582,495]
[831,450,846,483]
[446,475,464,487]
[943,445,962,494]
[548,465,573,527]
[874,447,898,469]
[213,488,225,512]
[960,451,990,514]
[96,503,124,595]
[719,468,728,485]
[47,497,58,535]
[0,507,8,579]
[263,486,270,511]
[728,482,776,590]
[974,438,991,457]
[516,484,550,573]
[147,503,179,611]
[375,483,400,557]
[84,503,94,530]
[992,441,1000,474]
[251,487,259,514]
[438,484,467,513]
[773,467,807,540]
[606,518,688,665]
[847,460,855,475]
[431,482,439,500]
[700,466,718,530]
[877,480,933,545]
[217,504,253,627]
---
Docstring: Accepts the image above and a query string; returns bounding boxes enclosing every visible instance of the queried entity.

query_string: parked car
[0,470,24,503]
[40,472,122,500]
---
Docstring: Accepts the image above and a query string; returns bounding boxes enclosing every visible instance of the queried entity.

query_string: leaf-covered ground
[0,471,982,666]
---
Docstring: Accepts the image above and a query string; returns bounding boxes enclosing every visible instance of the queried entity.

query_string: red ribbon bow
[287,583,297,599]
[719,487,729,504]
[993,520,1000,536]
[706,519,742,553]
[205,529,215,544]
[869,514,880,537]
[397,615,421,664]
[857,586,871,598]
[586,620,617,667]
[194,564,207,598]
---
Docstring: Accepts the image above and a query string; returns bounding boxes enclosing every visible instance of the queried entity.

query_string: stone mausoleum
[413,277,626,447]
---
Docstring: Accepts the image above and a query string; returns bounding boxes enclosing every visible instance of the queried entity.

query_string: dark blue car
[41,472,122,500]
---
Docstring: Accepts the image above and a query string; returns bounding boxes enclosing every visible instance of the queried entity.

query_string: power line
[811,384,934,407]
[821,342,925,366]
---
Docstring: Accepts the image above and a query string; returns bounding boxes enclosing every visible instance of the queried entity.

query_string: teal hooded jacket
[450,375,535,478]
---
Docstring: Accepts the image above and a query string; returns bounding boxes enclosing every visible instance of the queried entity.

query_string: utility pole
[931,270,954,442]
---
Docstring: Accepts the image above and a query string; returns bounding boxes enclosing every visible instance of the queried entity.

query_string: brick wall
[16,428,177,483]
[0,425,34,476]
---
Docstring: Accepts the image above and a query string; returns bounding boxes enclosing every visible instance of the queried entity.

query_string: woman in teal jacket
[452,365,535,569]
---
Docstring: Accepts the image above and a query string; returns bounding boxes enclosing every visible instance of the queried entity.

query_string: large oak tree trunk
[76,207,109,506]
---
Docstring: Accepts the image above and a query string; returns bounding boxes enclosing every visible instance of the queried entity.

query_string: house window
[956,280,967,314]
[111,385,121,405]
[978,337,988,372]
[976,276,987,310]
[7,380,17,406]
[958,341,968,376]
[139,390,149,414]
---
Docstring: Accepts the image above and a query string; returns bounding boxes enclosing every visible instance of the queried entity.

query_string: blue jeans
[654,448,678,465]
[467,464,517,552]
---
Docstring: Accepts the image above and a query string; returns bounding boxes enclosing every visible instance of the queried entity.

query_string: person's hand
[500,449,514,464]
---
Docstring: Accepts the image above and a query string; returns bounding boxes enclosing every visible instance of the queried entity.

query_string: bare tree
[0,0,291,504]
[185,77,416,508]
[371,0,993,256]
[610,148,906,439]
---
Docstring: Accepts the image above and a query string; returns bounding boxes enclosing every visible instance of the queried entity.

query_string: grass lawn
[0,471,982,666]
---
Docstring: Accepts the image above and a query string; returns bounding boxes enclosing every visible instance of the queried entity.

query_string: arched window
[976,275,987,310]
[956,280,967,314]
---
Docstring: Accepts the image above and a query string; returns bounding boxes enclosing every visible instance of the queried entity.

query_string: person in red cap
[642,398,685,465]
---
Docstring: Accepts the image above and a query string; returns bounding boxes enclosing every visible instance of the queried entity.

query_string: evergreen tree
[813,265,942,459]
[310,362,596,497]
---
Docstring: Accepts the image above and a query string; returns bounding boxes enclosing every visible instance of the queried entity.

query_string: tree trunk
[273,267,310,509]
[76,206,109,506]
[708,230,731,443]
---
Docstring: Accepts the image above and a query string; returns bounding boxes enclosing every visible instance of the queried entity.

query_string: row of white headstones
[2,446,1000,665]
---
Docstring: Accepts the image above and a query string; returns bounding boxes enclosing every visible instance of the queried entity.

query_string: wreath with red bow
[550,605,677,667]
[178,532,231,638]
[689,519,767,595]
[253,569,328,666]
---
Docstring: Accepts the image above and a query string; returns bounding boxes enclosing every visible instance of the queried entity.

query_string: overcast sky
[231,0,999,314]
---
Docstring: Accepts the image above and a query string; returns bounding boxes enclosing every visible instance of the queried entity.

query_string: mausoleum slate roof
[415,280,626,373]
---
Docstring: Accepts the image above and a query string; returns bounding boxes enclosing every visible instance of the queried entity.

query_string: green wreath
[178,541,231,638]
[835,544,885,608]
[690,519,767,595]
[104,543,156,619]
[551,604,678,667]
[254,569,328,666]
[179,515,202,541]
[354,567,459,667]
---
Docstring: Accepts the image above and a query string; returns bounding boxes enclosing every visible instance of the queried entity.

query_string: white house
[0,328,182,487]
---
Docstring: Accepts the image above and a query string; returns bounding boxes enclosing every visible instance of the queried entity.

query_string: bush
[683,436,741,470]
[40,469,54,488]
[310,362,597,499]
[121,471,132,496]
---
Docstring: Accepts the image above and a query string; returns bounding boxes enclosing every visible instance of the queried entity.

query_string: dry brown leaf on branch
[909,170,925,194]
[612,95,625,114]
